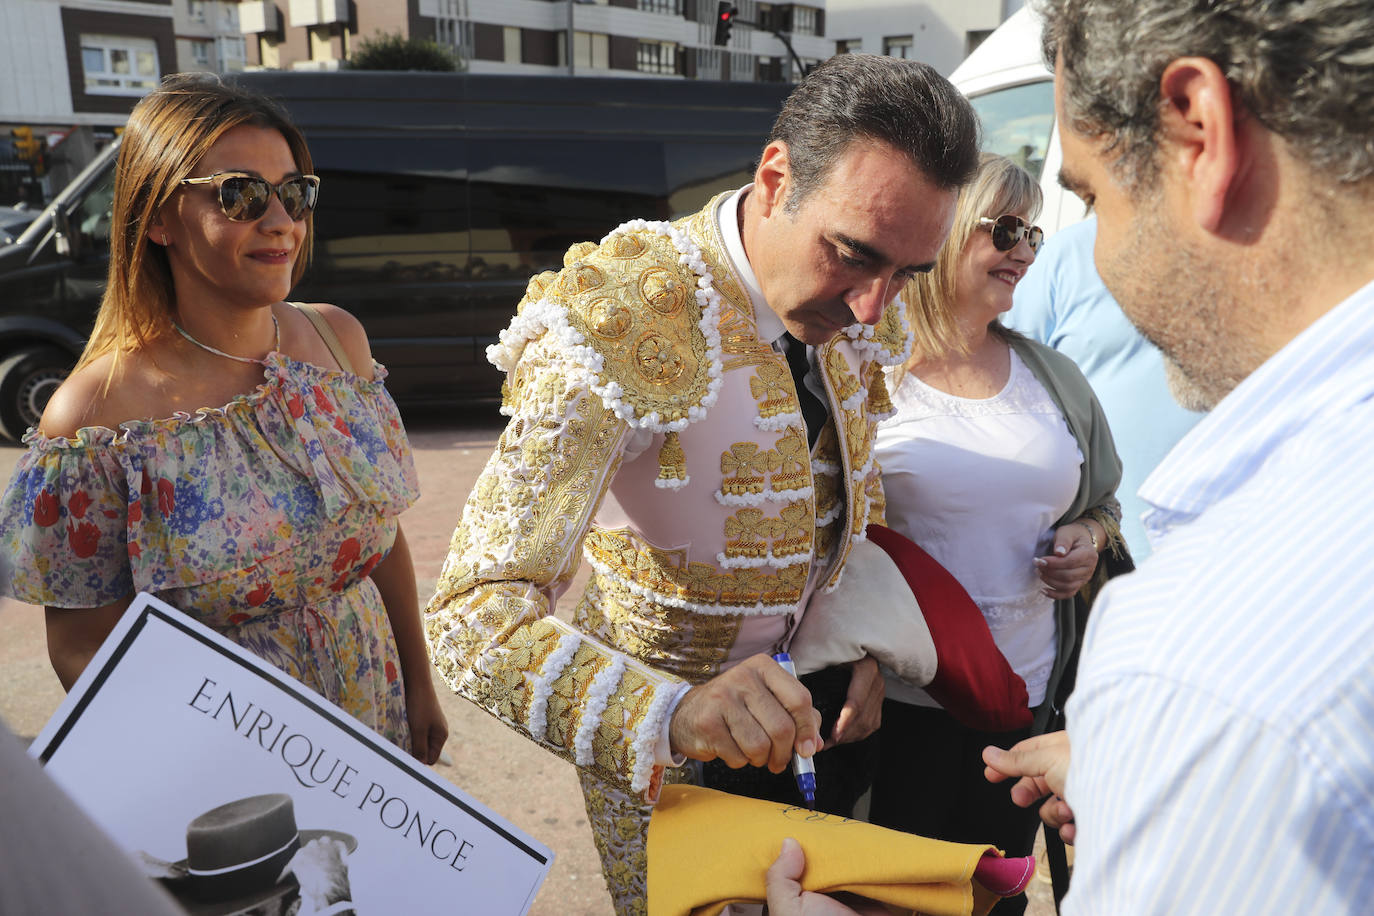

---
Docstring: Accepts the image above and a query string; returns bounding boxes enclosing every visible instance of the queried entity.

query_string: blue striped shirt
[1063,279,1374,913]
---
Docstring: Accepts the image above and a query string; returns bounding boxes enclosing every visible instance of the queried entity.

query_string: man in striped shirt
[982,0,1374,912]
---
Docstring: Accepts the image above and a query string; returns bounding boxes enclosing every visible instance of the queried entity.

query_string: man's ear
[753,140,791,217]
[1158,57,1239,233]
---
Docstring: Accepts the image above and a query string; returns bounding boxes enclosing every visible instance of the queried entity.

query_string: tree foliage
[347,32,459,72]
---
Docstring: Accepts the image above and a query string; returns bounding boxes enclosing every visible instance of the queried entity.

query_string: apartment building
[447,0,832,82]
[826,0,1023,76]
[174,0,248,73]
[236,0,831,81]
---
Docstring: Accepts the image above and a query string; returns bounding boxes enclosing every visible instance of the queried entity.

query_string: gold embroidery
[638,266,688,316]
[544,644,607,747]
[557,230,714,425]
[749,360,795,420]
[578,578,739,680]
[579,770,652,916]
[867,360,895,415]
[769,427,811,493]
[772,500,813,559]
[587,297,635,340]
[584,527,807,610]
[594,668,654,776]
[634,331,686,384]
[723,507,771,560]
[523,269,558,301]
[656,430,687,485]
[605,233,648,260]
[869,301,909,359]
[559,261,606,297]
[720,442,769,496]
[824,345,863,404]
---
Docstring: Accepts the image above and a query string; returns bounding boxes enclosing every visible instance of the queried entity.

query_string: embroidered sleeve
[424,332,689,797]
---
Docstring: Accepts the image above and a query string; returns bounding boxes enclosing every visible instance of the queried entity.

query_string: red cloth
[865,524,1032,731]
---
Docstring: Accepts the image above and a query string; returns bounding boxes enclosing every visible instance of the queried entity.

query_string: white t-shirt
[875,349,1083,708]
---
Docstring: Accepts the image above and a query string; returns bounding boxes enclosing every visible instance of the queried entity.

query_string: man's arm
[1050,675,1364,914]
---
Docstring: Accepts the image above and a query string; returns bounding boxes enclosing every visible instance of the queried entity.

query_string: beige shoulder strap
[290,302,356,375]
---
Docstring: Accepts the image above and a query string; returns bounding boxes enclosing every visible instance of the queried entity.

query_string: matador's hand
[669,653,822,773]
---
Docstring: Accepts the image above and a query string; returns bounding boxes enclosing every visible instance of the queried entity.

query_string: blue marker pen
[772,652,818,810]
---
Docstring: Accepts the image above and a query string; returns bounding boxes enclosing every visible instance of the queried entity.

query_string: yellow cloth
[647,785,1000,916]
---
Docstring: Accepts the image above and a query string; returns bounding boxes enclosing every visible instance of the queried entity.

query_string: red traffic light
[714,2,737,45]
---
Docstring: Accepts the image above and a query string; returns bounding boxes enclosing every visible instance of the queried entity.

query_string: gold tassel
[656,431,688,488]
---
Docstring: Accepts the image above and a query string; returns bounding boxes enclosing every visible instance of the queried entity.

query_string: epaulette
[486,220,727,486]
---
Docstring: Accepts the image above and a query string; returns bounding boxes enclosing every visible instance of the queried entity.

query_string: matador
[425,55,981,914]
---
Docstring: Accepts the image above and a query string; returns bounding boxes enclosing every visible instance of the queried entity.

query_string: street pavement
[0,407,1055,915]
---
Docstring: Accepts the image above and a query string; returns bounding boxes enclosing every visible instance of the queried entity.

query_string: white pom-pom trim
[527,633,581,743]
[574,656,626,766]
[714,484,815,507]
[755,411,802,432]
[630,681,690,794]
[583,552,800,617]
[717,549,812,569]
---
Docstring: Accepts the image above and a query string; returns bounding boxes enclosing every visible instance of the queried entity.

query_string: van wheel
[0,346,72,442]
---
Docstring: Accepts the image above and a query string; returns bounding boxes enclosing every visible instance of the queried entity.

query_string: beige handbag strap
[290,302,355,375]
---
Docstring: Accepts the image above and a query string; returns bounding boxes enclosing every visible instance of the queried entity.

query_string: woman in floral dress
[0,74,447,762]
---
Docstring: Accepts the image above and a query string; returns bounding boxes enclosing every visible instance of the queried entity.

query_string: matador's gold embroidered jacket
[424,193,910,798]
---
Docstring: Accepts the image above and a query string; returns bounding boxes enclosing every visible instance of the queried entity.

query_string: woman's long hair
[77,73,314,373]
[899,153,1043,370]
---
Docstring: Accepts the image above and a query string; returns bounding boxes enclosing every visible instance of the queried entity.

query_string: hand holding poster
[30,593,553,915]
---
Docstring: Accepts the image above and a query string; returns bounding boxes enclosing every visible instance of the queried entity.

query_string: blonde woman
[0,74,447,763]
[870,155,1123,914]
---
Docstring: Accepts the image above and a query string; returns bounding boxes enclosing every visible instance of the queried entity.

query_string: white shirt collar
[717,184,787,346]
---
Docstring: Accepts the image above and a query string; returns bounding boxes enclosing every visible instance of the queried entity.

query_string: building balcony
[239,2,281,34]
[290,0,349,28]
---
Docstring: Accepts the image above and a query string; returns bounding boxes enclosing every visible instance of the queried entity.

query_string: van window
[968,80,1055,179]
[73,166,116,253]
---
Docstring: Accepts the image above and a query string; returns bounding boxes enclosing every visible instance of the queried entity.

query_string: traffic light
[10,126,41,161]
[714,2,737,47]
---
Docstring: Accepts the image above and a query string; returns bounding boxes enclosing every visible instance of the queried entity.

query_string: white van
[950,7,1089,236]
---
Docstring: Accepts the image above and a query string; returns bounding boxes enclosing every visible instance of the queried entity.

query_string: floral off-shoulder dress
[0,353,419,747]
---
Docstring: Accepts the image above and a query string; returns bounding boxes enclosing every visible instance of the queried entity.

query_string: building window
[637,39,678,75]
[883,35,913,58]
[638,0,682,12]
[81,35,159,95]
[190,39,213,69]
[503,26,521,64]
[218,34,246,69]
[965,29,993,56]
[188,0,207,23]
[792,5,818,36]
[835,38,861,54]
[730,50,755,81]
[574,31,610,70]
[220,3,238,30]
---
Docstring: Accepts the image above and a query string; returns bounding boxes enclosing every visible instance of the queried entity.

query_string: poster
[30,593,553,915]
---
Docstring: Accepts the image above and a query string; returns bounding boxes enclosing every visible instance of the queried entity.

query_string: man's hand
[983,730,1076,843]
[831,655,883,745]
[670,654,822,772]
[765,838,890,915]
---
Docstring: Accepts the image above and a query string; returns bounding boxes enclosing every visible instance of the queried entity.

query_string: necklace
[174,314,280,366]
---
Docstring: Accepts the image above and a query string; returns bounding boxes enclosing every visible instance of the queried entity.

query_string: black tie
[782,332,827,448]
